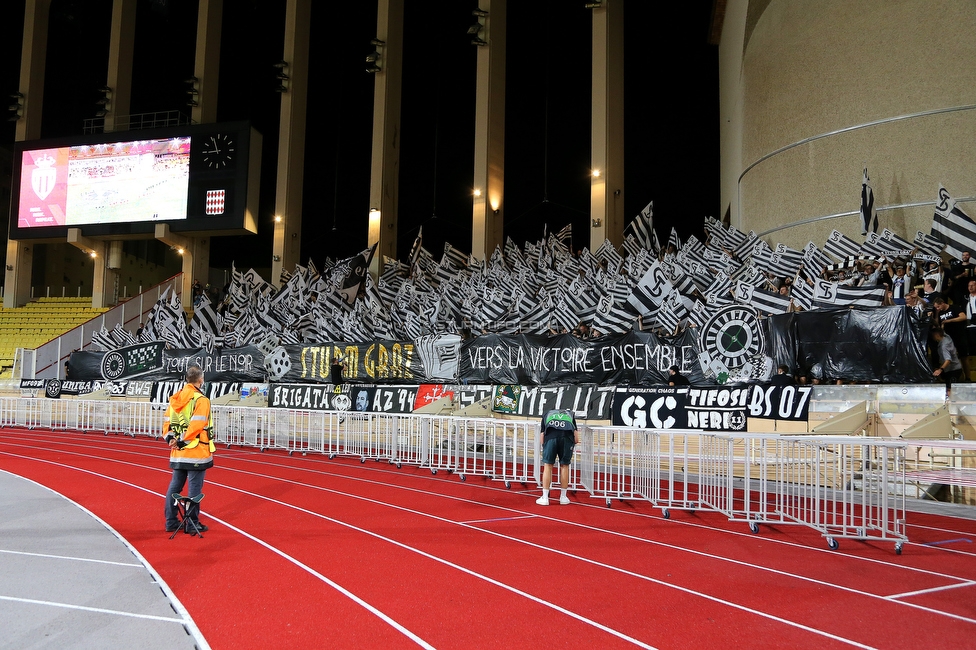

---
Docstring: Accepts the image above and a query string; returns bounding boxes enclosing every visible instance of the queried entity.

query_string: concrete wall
[720,0,976,248]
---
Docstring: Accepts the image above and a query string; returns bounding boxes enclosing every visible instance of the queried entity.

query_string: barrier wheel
[605,498,612,508]
[459,474,466,482]
[396,463,402,469]
[226,444,232,449]
[827,537,839,551]
[260,447,266,453]
[329,454,336,459]
[360,457,366,464]
[504,481,511,489]
[431,469,437,475]
[288,451,294,456]
[447,469,454,474]
[749,522,760,534]
[662,509,670,519]
[895,542,903,555]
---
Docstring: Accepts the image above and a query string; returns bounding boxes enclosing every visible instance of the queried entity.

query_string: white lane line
[0,448,656,649]
[0,453,434,650]
[202,517,437,650]
[9,436,975,641]
[209,444,976,580]
[886,580,976,600]
[0,548,143,568]
[0,594,184,622]
[10,434,976,587]
[459,515,537,524]
[207,460,976,629]
[0,468,211,650]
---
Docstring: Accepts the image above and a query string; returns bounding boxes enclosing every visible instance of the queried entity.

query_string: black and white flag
[824,229,861,261]
[860,167,878,235]
[931,186,976,262]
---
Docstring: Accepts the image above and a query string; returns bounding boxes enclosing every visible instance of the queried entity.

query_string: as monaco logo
[31,154,57,200]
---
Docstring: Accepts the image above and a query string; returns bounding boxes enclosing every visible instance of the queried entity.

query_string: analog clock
[699,305,764,368]
[200,133,235,169]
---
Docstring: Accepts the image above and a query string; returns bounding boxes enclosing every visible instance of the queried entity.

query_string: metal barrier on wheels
[1,393,915,554]
[776,436,907,553]
[579,426,643,506]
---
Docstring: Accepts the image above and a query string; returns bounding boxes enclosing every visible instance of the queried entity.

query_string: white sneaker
[559,495,571,505]
[535,495,549,506]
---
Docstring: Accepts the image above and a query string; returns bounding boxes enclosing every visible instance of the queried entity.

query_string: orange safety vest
[164,383,215,470]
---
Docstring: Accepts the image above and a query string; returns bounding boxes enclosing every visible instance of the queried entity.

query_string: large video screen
[18,137,191,228]
[9,122,259,240]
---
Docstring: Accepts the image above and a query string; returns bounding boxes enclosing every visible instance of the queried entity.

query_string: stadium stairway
[0,298,109,378]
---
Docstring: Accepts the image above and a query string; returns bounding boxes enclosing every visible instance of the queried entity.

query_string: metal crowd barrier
[584,426,908,553]
[0,395,922,553]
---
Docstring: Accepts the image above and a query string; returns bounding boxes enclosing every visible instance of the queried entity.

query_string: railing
[83,110,194,134]
[2,394,949,554]
[25,273,183,380]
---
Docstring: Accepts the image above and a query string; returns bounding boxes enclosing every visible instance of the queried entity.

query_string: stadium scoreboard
[9,121,261,240]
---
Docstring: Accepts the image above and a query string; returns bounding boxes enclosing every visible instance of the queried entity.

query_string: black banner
[268,383,419,413]
[70,346,265,383]
[612,385,813,430]
[150,381,244,404]
[459,330,704,386]
[766,307,930,383]
[64,307,931,387]
[490,384,615,420]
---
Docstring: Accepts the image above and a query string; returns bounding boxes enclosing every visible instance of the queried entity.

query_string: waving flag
[860,167,878,235]
[931,186,976,261]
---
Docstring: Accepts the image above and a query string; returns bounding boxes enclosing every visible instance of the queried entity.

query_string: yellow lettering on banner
[391,343,402,378]
[402,344,414,379]
[344,346,359,372]
[300,347,308,378]
[319,345,331,378]
[309,347,318,377]
[377,344,389,379]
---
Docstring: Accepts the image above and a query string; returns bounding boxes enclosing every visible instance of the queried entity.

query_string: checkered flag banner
[206,189,225,215]
[824,229,862,261]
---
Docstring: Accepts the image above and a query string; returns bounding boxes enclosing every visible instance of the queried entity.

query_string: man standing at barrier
[536,409,579,506]
[163,365,215,533]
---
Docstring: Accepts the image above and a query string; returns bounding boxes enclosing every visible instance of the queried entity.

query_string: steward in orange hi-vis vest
[163,383,215,470]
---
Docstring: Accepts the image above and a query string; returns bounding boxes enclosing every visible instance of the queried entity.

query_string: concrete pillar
[4,0,51,309]
[66,229,111,308]
[588,0,625,251]
[367,0,404,276]
[271,0,311,287]
[154,225,198,313]
[191,0,223,125]
[103,0,137,132]
[471,0,506,261]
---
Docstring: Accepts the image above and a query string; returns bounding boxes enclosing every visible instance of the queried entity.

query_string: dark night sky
[0,0,719,272]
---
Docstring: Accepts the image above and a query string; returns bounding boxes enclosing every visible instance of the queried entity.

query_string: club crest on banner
[697,305,765,383]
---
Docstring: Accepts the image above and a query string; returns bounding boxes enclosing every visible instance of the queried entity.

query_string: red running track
[2,428,975,649]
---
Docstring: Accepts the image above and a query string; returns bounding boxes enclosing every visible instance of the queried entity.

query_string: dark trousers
[164,468,206,528]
